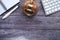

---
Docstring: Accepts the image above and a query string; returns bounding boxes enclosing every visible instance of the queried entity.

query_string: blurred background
[0,0,60,40]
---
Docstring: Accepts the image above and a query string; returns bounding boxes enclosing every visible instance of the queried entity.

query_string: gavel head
[23,0,38,16]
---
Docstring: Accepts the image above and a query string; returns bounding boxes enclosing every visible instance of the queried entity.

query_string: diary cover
[0,0,19,15]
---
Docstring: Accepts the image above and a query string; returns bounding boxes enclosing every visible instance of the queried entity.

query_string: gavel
[23,0,38,16]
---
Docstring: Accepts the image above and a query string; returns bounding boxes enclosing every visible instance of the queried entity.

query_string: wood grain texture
[0,0,60,40]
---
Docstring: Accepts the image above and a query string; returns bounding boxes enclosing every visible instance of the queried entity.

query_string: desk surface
[0,0,60,40]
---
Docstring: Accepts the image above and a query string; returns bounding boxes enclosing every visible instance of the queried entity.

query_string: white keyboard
[41,0,60,15]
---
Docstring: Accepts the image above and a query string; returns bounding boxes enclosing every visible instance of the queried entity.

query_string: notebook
[0,0,19,15]
[41,0,60,15]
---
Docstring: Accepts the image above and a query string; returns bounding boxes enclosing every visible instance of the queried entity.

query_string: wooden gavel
[23,0,38,16]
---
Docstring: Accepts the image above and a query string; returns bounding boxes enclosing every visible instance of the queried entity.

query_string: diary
[0,0,19,15]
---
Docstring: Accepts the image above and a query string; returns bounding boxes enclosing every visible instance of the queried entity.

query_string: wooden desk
[0,0,60,40]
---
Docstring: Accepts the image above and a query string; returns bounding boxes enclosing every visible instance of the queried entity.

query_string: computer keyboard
[41,0,60,15]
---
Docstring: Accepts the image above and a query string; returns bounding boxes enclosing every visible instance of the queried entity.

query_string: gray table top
[0,0,60,40]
